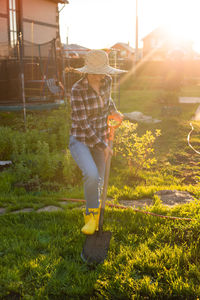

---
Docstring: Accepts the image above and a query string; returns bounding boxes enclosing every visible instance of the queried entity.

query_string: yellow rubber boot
[89,204,101,231]
[81,208,100,235]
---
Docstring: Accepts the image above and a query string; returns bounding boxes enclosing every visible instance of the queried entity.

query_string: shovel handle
[99,114,122,229]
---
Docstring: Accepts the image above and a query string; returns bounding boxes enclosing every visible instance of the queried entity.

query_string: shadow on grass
[0,210,105,299]
[0,206,199,299]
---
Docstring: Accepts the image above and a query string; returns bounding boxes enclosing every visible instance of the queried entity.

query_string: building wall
[0,0,9,57]
[23,22,57,44]
[143,33,194,60]
[143,37,152,57]
[22,0,59,43]
[0,0,60,55]
[23,0,57,25]
[0,0,7,13]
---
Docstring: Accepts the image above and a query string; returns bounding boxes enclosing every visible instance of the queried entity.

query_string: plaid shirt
[70,75,117,150]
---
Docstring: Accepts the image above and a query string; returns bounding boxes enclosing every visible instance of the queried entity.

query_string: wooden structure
[111,43,135,60]
[0,0,68,105]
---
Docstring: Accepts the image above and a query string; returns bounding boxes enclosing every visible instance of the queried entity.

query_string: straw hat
[75,49,127,75]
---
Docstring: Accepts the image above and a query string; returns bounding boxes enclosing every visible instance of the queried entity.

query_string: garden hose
[60,198,195,222]
[187,122,200,155]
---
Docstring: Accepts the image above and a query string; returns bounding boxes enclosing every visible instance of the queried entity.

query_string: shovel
[81,114,122,264]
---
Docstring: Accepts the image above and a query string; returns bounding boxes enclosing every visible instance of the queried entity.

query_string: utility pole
[135,0,138,63]
[66,26,69,46]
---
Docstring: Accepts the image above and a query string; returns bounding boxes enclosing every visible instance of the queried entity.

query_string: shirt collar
[79,75,108,91]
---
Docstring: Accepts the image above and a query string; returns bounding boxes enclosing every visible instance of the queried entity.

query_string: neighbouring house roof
[142,26,194,60]
[63,44,90,56]
[51,0,69,4]
[142,26,193,45]
[112,43,135,53]
[142,27,165,40]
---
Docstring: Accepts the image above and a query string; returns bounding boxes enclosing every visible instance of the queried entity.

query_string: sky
[59,0,200,53]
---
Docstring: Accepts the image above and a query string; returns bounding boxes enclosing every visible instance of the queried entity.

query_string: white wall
[22,0,58,44]
[23,0,57,25]
[23,22,57,44]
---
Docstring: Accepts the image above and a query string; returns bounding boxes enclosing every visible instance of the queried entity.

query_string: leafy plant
[0,171,16,194]
[63,149,82,186]
[114,120,161,176]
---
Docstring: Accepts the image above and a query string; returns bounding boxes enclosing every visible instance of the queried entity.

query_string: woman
[69,49,125,235]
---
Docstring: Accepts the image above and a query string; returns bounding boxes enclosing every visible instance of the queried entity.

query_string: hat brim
[75,65,127,75]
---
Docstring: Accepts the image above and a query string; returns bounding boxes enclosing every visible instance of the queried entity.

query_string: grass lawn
[0,75,200,299]
[0,203,200,299]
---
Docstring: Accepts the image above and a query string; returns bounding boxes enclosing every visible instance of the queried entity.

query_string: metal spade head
[81,230,112,265]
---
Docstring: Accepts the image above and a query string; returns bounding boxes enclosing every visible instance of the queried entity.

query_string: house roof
[112,43,135,53]
[142,27,166,40]
[142,26,193,45]
[51,0,69,4]
[63,43,90,55]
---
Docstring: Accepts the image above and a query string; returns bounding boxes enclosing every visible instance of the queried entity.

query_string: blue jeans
[69,136,105,214]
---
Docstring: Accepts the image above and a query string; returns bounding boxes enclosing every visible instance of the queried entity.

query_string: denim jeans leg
[69,136,103,213]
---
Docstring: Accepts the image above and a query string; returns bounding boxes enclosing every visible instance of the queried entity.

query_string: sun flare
[160,0,200,52]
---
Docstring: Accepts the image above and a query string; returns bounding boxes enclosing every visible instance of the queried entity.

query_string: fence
[0,38,64,104]
[0,42,131,106]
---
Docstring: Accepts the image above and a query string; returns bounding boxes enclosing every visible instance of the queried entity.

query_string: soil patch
[119,190,196,208]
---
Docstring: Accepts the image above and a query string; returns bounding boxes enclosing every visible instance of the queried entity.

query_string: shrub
[0,171,16,193]
[63,149,82,186]
[0,127,19,160]
[114,120,161,176]
[24,106,70,152]
[12,141,64,183]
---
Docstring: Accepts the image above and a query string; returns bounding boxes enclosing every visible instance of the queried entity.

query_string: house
[111,42,143,70]
[0,0,68,56]
[0,0,68,105]
[111,43,135,60]
[142,27,194,61]
[63,44,90,58]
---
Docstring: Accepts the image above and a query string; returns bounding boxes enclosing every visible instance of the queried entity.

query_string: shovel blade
[81,231,112,265]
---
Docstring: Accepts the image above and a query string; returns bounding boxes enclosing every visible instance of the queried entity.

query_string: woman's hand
[65,67,82,74]
[104,145,113,161]
[110,111,124,122]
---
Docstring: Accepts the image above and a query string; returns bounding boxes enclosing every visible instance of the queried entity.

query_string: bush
[63,149,82,186]
[114,121,161,176]
[12,141,64,183]
[24,106,70,152]
[0,127,20,160]
[0,171,16,193]
[0,107,75,190]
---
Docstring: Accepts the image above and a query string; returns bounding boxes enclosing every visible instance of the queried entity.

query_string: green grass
[0,204,199,299]
[118,90,162,117]
[1,75,200,298]
[119,74,200,119]
[0,186,84,213]
[115,76,200,189]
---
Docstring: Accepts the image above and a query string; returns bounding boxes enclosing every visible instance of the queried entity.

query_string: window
[9,0,19,48]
